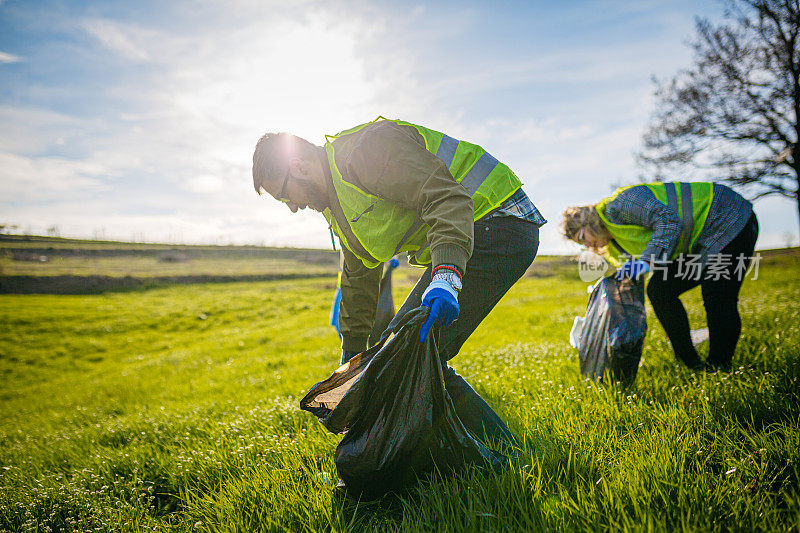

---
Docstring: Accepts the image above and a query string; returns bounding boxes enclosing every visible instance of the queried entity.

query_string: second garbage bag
[300,307,505,500]
[575,275,647,385]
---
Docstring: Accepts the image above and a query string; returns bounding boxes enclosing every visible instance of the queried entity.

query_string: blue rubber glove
[388,257,400,269]
[617,259,650,280]
[330,287,342,338]
[419,280,460,343]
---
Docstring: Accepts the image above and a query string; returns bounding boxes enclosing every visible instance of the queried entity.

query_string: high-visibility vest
[595,182,714,265]
[322,117,522,268]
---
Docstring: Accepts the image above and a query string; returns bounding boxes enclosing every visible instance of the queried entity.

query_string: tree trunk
[795,145,800,243]
[796,175,800,244]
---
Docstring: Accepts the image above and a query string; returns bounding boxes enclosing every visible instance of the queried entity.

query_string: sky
[0,0,796,254]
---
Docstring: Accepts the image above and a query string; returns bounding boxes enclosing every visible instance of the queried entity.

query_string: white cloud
[5,3,418,247]
[185,174,225,194]
[0,51,22,63]
[80,18,152,61]
[0,106,74,153]
[2,1,796,253]
[0,151,109,201]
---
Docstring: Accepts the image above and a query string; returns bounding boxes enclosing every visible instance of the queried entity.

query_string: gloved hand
[617,259,650,280]
[419,279,460,343]
[340,350,358,365]
[388,257,400,269]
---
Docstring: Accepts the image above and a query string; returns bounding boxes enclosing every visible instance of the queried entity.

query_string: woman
[562,182,758,371]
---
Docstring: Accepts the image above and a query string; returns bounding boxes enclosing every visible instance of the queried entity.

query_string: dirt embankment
[3,247,338,264]
[0,273,332,295]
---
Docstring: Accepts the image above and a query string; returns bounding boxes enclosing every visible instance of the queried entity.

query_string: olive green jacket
[323,121,475,352]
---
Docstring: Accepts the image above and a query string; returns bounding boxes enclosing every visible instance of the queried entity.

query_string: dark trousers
[386,216,540,447]
[646,214,759,370]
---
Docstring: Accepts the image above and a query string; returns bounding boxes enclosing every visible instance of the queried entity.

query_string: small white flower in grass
[725,467,737,475]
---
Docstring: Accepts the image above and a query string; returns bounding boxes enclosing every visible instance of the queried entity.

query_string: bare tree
[638,0,800,233]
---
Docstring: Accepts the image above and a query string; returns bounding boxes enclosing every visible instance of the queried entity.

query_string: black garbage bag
[300,307,505,500]
[367,258,399,348]
[577,275,647,385]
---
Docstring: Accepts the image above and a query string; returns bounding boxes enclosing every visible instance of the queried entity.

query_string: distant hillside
[0,234,338,260]
[1,234,796,295]
[0,235,339,294]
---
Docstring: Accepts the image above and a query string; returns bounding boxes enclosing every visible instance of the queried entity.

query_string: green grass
[0,251,798,532]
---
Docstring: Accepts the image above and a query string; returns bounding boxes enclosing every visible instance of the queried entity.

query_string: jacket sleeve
[343,122,474,273]
[605,186,682,262]
[339,245,382,353]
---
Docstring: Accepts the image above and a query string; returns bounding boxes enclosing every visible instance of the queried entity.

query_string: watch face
[446,272,463,291]
[433,269,462,292]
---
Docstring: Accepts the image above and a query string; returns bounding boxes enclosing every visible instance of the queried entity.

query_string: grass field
[0,244,798,532]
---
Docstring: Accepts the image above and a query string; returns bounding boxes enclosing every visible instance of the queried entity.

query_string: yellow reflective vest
[322,117,522,268]
[595,182,714,265]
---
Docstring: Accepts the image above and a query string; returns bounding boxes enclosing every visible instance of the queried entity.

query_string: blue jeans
[386,215,540,447]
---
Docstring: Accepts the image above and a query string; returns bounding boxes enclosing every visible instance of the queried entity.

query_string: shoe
[705,360,732,373]
[680,356,706,371]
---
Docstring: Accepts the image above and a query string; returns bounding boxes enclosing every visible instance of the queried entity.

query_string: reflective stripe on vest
[679,182,694,255]
[436,135,458,168]
[435,134,501,196]
[665,182,696,255]
[392,136,501,257]
[325,117,522,268]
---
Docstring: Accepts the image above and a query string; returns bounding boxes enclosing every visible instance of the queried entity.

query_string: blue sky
[0,0,795,253]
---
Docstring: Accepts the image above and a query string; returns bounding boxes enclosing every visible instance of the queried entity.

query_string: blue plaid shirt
[484,188,547,226]
[604,183,753,262]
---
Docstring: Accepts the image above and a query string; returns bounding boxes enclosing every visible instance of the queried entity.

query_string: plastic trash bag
[691,327,709,346]
[569,316,584,349]
[300,307,505,500]
[573,275,646,385]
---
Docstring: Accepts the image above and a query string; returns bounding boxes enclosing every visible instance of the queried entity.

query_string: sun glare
[170,13,380,146]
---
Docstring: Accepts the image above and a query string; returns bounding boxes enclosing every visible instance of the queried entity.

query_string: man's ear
[288,157,307,178]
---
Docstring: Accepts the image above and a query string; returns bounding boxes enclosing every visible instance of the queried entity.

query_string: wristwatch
[432,270,463,293]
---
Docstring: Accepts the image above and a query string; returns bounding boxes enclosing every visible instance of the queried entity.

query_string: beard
[298,179,329,212]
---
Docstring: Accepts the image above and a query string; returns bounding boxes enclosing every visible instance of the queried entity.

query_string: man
[252,117,545,447]
[562,182,758,372]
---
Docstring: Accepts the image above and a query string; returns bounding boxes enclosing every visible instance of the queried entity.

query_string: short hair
[561,205,605,242]
[251,133,318,195]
